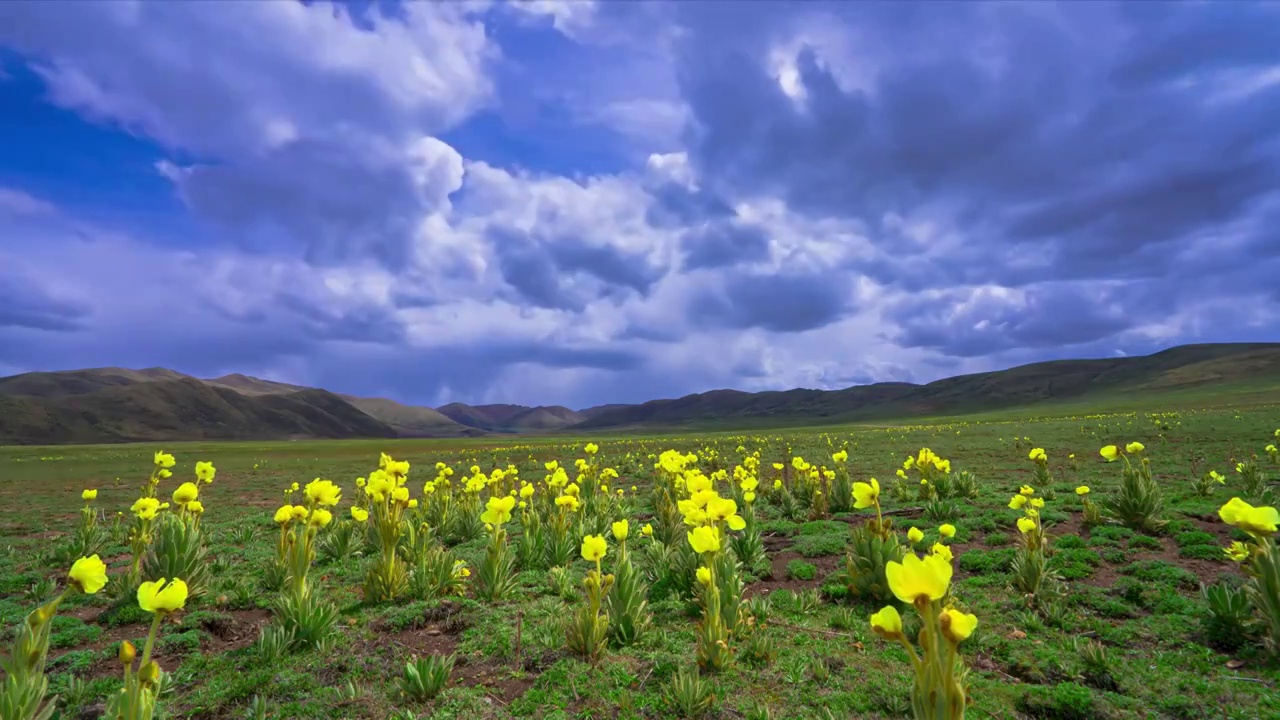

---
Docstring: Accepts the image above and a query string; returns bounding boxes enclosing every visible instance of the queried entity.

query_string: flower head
[351,506,369,523]
[172,482,199,506]
[1008,495,1028,510]
[480,495,516,527]
[273,505,293,525]
[931,543,953,562]
[907,526,925,544]
[131,497,162,521]
[308,508,333,529]
[1100,445,1120,462]
[940,608,978,644]
[82,489,98,501]
[1125,441,1145,454]
[938,524,956,539]
[612,519,629,541]
[1017,517,1037,534]
[304,479,342,507]
[153,451,176,469]
[687,525,721,554]
[642,523,654,537]
[1019,485,1035,496]
[186,501,204,515]
[1218,497,1279,537]
[696,566,712,586]
[870,605,903,639]
[1028,448,1047,463]
[581,534,608,562]
[852,478,880,510]
[68,555,108,594]
[885,552,952,605]
[137,578,188,614]
[1075,486,1090,496]
[1224,541,1251,563]
[194,461,216,484]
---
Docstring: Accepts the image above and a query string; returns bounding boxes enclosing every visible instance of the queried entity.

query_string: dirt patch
[191,608,272,653]
[451,657,538,702]
[1153,537,1231,586]
[390,625,460,658]
[746,549,835,597]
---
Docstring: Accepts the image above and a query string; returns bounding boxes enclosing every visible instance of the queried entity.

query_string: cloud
[1,1,1279,408]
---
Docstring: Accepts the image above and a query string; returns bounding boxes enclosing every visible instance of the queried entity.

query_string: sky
[1,1,1278,410]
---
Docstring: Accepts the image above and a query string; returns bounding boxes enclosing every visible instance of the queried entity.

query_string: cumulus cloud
[1,0,1278,407]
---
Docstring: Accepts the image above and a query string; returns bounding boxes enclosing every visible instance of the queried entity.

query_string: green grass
[2,403,1279,719]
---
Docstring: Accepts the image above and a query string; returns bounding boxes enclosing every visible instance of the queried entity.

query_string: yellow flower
[172,482,199,506]
[696,566,712,585]
[612,519,629,541]
[931,543,953,562]
[940,608,978,643]
[82,489,98,501]
[480,495,516,526]
[273,505,293,524]
[137,578,188,614]
[852,478,880,509]
[520,483,535,499]
[186,501,204,515]
[555,494,580,512]
[1030,498,1045,509]
[706,495,747,531]
[392,486,410,504]
[832,450,848,463]
[688,526,721,554]
[773,479,783,489]
[584,442,599,455]
[885,553,952,605]
[194,461,216,483]
[938,524,956,539]
[131,497,161,520]
[1017,517,1037,534]
[1099,445,1119,462]
[1019,485,1035,496]
[68,555,108,594]
[1008,495,1028,510]
[907,527,925,544]
[1028,448,1047,463]
[581,534,607,562]
[308,508,333,529]
[291,505,308,521]
[1224,541,1250,562]
[1218,497,1279,537]
[153,451,176,469]
[1125,441,1145,454]
[351,507,369,523]
[304,479,342,507]
[870,605,903,639]
[642,523,654,537]
[1075,486,1090,496]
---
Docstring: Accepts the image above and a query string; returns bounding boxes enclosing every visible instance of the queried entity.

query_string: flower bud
[119,640,137,665]
[139,660,161,684]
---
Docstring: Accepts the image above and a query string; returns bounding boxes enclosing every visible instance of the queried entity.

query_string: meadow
[1,404,1279,720]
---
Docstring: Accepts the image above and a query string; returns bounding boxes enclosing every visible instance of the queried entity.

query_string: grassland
[2,401,1279,719]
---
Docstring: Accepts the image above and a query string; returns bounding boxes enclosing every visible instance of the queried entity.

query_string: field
[2,404,1279,719]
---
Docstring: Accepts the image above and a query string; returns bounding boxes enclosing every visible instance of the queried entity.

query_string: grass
[1,402,1279,719]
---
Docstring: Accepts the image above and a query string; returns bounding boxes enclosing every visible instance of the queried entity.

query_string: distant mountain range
[2,343,1279,445]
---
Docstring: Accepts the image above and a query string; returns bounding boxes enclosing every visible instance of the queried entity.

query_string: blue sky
[1,1,1278,409]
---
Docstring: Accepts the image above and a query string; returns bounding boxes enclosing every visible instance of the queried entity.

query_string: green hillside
[2,343,1278,444]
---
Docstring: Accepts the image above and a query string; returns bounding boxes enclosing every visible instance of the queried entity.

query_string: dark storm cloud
[690,269,850,333]
[491,225,666,311]
[671,1,1280,293]
[0,272,90,332]
[885,284,1139,358]
[681,220,771,270]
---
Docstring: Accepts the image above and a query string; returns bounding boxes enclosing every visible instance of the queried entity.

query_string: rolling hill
[573,343,1280,430]
[0,375,398,445]
[2,342,1278,444]
[436,403,587,432]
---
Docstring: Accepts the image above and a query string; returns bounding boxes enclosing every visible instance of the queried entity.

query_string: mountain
[3,343,1278,445]
[437,403,586,432]
[572,343,1280,430]
[0,375,397,444]
[339,396,483,438]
